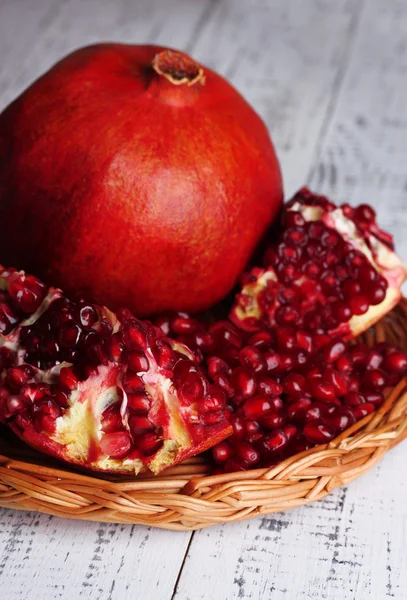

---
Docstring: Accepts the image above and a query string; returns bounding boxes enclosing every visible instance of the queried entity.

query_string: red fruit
[0,45,282,317]
[0,267,231,475]
[230,188,407,338]
[212,441,232,464]
[303,422,336,444]
[99,432,132,459]
[243,396,274,420]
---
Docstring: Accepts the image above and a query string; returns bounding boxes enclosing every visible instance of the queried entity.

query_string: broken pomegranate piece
[0,267,231,474]
[230,188,407,339]
[158,315,407,472]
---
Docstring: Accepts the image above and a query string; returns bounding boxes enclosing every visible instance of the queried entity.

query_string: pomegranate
[0,44,282,317]
[0,266,232,474]
[230,188,407,338]
[158,315,407,471]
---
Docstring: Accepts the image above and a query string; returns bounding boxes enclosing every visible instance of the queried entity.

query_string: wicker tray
[1,301,407,531]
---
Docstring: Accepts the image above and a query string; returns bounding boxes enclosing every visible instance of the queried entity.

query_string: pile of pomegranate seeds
[230,188,407,339]
[0,267,231,474]
[158,313,407,472]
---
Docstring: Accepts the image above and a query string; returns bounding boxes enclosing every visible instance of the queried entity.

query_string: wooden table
[1,1,407,598]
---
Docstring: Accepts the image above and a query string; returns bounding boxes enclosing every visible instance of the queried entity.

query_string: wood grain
[1,0,407,598]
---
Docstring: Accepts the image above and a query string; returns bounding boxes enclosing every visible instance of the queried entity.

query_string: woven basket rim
[1,300,407,530]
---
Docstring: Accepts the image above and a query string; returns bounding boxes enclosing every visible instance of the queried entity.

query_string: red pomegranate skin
[0,44,283,317]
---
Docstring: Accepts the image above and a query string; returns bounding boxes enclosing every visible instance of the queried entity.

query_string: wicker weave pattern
[1,302,407,530]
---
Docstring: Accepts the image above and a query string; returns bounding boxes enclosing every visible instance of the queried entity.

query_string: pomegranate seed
[366,349,383,369]
[351,403,375,419]
[336,355,353,373]
[243,395,274,420]
[344,392,366,406]
[263,351,281,372]
[362,369,386,391]
[239,346,266,373]
[231,367,256,399]
[123,372,144,393]
[326,407,355,431]
[58,322,83,348]
[224,458,249,472]
[302,260,321,279]
[207,356,230,378]
[122,321,147,349]
[52,388,69,408]
[246,330,274,350]
[322,339,347,363]
[283,424,298,442]
[257,376,283,397]
[307,379,336,402]
[101,405,123,433]
[262,429,288,454]
[245,420,262,439]
[304,422,336,444]
[235,442,260,465]
[201,410,225,425]
[59,367,79,391]
[283,212,306,228]
[349,295,369,316]
[355,204,376,222]
[128,415,155,435]
[296,331,313,353]
[179,371,207,404]
[6,395,27,414]
[99,431,132,459]
[286,398,312,422]
[230,415,246,440]
[6,366,34,391]
[367,286,386,305]
[199,388,226,412]
[8,276,46,313]
[343,279,361,299]
[0,303,19,334]
[212,442,232,464]
[349,345,368,368]
[171,316,198,335]
[275,306,300,326]
[332,302,352,323]
[108,333,125,362]
[283,373,305,397]
[383,351,407,373]
[322,368,348,396]
[127,392,151,414]
[128,351,149,372]
[213,373,234,398]
[364,392,384,407]
[260,411,284,430]
[276,328,297,351]
[136,433,163,456]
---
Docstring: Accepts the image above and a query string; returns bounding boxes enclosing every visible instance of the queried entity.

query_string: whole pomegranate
[0,44,282,317]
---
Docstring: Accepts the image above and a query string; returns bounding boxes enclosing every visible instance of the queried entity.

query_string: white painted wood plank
[308,0,407,263]
[0,508,191,600]
[0,0,218,110]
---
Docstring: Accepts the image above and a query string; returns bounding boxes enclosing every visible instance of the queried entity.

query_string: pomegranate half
[0,44,283,317]
[0,266,231,474]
